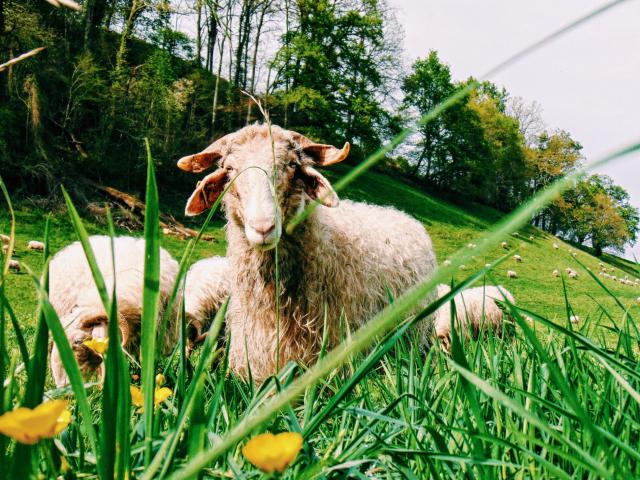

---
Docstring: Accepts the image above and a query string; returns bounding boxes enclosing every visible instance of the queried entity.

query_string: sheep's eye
[225,165,235,173]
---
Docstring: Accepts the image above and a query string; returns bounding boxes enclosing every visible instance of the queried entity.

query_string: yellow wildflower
[242,432,303,473]
[155,373,165,386]
[83,337,109,354]
[0,400,71,444]
[130,385,173,412]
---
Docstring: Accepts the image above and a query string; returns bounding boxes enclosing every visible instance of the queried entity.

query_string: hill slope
[2,167,639,339]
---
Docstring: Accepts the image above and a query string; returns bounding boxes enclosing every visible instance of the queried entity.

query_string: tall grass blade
[141,139,161,465]
[9,216,51,478]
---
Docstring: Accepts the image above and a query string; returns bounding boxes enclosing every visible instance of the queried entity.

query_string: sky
[389,0,640,260]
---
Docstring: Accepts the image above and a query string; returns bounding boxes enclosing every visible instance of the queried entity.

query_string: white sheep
[178,124,438,382]
[552,269,559,277]
[0,233,9,244]
[49,236,180,387]
[513,255,522,263]
[467,243,476,249]
[459,264,467,270]
[434,284,515,351]
[507,270,517,278]
[568,270,578,279]
[529,235,534,241]
[553,243,559,249]
[183,256,230,349]
[512,232,519,237]
[9,259,20,273]
[443,259,452,266]
[637,297,640,304]
[27,240,45,251]
[570,315,580,324]
[501,242,508,249]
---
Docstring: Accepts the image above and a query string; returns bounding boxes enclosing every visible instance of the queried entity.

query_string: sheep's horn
[289,131,350,166]
[177,132,235,173]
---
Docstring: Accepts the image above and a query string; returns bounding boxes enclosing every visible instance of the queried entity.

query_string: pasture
[1,164,640,478]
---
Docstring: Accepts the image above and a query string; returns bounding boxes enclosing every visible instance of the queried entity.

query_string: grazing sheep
[529,235,534,241]
[1,245,13,255]
[571,252,577,258]
[467,243,476,249]
[637,297,640,304]
[513,255,522,263]
[459,264,467,271]
[0,234,9,244]
[553,243,559,249]
[507,270,517,279]
[27,240,45,251]
[552,269,559,277]
[570,315,580,324]
[49,236,180,387]
[8,260,20,273]
[434,284,515,351]
[485,263,491,268]
[501,242,508,249]
[443,259,452,266]
[178,124,438,382]
[568,270,578,280]
[183,256,231,348]
[512,232,519,237]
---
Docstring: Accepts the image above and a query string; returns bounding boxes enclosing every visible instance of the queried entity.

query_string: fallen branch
[86,182,215,241]
[0,47,46,73]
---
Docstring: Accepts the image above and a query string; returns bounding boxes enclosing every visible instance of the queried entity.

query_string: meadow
[1,158,640,479]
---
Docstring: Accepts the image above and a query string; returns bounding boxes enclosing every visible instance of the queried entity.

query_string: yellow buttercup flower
[83,337,109,354]
[155,373,165,386]
[130,385,173,412]
[242,432,303,473]
[0,400,71,444]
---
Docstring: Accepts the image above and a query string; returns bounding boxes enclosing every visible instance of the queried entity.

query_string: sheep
[512,232,519,238]
[513,255,522,263]
[637,297,640,304]
[0,234,9,244]
[529,235,534,241]
[459,264,467,270]
[507,270,517,279]
[501,242,508,249]
[434,284,515,351]
[177,124,438,382]
[467,243,476,249]
[48,236,180,387]
[9,259,20,273]
[443,259,452,266]
[485,263,491,268]
[568,270,578,280]
[183,256,231,349]
[2,245,13,256]
[552,269,559,277]
[570,315,580,324]
[27,240,45,251]
[553,243,559,249]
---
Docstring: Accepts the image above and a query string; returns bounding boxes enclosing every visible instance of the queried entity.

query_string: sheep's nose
[249,220,275,237]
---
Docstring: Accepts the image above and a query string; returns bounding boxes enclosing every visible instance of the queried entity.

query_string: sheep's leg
[50,344,70,388]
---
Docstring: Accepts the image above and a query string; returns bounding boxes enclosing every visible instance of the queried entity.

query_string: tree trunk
[196,0,202,65]
[594,243,603,257]
[83,0,107,52]
[211,34,226,133]
[246,1,268,124]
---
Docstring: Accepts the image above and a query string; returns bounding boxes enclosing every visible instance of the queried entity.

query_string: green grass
[2,161,640,479]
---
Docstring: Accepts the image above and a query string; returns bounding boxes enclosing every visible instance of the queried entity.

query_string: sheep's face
[179,124,350,250]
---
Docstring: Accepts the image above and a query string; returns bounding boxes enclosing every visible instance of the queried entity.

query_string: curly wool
[48,235,179,387]
[434,284,515,350]
[226,201,437,381]
[183,256,231,342]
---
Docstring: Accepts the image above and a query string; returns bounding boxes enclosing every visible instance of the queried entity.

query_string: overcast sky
[390,0,640,260]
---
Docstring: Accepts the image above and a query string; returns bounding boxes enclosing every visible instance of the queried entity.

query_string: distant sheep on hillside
[507,270,517,278]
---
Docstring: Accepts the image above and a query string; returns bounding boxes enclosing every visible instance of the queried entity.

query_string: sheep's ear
[177,132,235,173]
[299,165,339,207]
[289,131,350,166]
[185,169,228,216]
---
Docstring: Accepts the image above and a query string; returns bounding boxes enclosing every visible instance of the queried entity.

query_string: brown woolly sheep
[178,124,437,382]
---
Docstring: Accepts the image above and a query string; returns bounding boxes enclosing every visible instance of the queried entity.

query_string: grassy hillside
[2,166,639,340]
